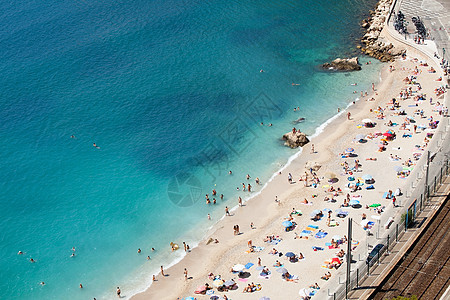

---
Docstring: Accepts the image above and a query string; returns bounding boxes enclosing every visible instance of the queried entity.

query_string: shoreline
[131,6,448,300]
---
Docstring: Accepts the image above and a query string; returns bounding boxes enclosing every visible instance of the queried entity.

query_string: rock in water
[321,57,361,71]
[282,131,310,148]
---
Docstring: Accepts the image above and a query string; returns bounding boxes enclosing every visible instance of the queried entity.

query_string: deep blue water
[0,0,381,298]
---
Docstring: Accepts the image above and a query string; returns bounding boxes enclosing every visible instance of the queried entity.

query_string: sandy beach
[132,14,447,300]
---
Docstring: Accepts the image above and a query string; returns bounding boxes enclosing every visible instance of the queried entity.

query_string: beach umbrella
[349,199,360,206]
[362,119,372,124]
[336,209,349,217]
[212,279,224,287]
[299,288,310,297]
[369,203,381,207]
[224,280,235,287]
[282,220,293,228]
[323,208,332,212]
[285,252,296,258]
[394,166,403,172]
[324,171,337,179]
[356,134,365,140]
[360,219,370,227]
[382,132,393,137]
[310,209,321,217]
[277,267,288,274]
[332,235,341,240]
[362,174,373,181]
[232,264,245,272]
[345,147,355,153]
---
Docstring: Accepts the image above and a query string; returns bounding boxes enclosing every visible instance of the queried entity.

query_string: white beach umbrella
[362,119,373,124]
[232,264,245,272]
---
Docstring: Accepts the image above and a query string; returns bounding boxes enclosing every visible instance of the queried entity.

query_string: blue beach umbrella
[362,174,373,181]
[345,147,355,153]
[394,166,403,172]
[285,252,296,257]
[282,220,293,227]
[349,199,360,206]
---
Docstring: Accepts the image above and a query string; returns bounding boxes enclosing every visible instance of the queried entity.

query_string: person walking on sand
[238,197,242,207]
[116,287,121,298]
[161,266,165,276]
[225,206,230,216]
[184,268,188,280]
[311,144,315,154]
[347,112,351,120]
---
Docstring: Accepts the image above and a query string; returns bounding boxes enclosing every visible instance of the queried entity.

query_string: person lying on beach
[273,260,282,267]
[243,284,252,293]
[269,248,278,255]
[310,283,320,289]
[321,272,332,280]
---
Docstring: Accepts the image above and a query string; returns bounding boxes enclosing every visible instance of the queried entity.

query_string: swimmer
[30,258,35,263]
[71,247,76,252]
[291,83,300,86]
[40,282,45,286]
[79,284,83,289]
[147,256,151,260]
[93,143,100,149]
[151,247,155,251]
[268,123,272,126]
[260,69,264,73]
[208,213,211,220]
[137,248,141,253]
[229,170,232,175]
[70,135,76,139]
[71,253,76,257]
[18,251,23,255]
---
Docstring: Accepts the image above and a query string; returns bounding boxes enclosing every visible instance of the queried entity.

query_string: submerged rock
[282,131,310,148]
[321,57,361,71]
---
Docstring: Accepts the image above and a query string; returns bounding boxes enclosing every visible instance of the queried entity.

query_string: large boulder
[322,57,361,71]
[282,131,310,148]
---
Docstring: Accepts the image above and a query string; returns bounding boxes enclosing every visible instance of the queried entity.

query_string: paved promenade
[395,0,450,60]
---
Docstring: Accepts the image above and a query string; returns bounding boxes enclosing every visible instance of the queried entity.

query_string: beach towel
[328,245,339,249]
[308,224,319,229]
[301,230,312,236]
[313,246,324,251]
[366,185,374,190]
[328,221,338,227]
[315,232,328,239]
[245,263,254,269]
[238,278,248,282]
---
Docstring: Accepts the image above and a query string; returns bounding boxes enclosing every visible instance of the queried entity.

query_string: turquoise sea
[0,0,382,298]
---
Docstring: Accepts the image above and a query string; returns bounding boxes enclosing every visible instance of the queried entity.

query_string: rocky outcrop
[322,57,361,71]
[282,131,310,148]
[359,0,405,62]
